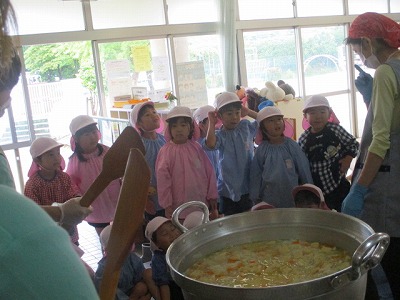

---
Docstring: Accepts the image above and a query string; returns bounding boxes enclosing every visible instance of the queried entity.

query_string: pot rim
[166,208,381,298]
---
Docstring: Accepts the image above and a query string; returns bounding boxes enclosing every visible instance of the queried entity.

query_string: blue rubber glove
[355,65,373,107]
[341,183,368,217]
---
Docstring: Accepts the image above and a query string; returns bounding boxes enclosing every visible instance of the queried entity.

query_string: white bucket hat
[145,216,172,250]
[256,106,284,123]
[214,92,241,111]
[99,224,112,249]
[193,105,215,124]
[129,101,155,128]
[292,183,324,201]
[182,211,204,230]
[30,137,63,158]
[303,95,331,113]
[69,115,97,135]
[292,183,330,210]
[165,106,193,122]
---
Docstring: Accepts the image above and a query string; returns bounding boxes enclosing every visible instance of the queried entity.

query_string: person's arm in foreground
[0,185,98,299]
[44,197,92,225]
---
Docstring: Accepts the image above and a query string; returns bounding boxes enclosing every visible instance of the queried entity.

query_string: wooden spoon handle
[99,148,150,300]
[79,174,110,207]
[79,126,145,208]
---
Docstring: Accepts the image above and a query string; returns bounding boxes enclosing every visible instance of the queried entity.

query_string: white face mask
[0,97,11,118]
[360,42,381,69]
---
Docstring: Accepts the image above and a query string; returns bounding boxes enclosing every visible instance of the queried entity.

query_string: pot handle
[351,232,390,275]
[171,201,210,233]
[331,232,390,288]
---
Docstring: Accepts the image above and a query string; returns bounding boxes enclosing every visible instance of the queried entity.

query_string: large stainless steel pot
[167,206,389,300]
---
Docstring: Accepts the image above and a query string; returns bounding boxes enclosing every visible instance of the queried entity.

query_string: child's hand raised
[241,105,249,118]
[207,110,218,126]
[241,105,258,120]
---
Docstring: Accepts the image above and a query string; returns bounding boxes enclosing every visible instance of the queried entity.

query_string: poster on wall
[176,61,208,109]
[152,56,170,81]
[105,59,130,78]
[131,45,152,72]
[105,59,132,106]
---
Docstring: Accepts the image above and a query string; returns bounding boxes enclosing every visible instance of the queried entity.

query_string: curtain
[218,0,238,92]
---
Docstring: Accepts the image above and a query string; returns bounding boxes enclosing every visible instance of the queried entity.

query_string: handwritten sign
[132,45,152,72]
[105,59,130,78]
[108,77,132,99]
[152,56,170,81]
[176,61,208,109]
[131,87,148,99]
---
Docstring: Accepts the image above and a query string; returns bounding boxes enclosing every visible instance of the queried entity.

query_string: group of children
[22,90,359,299]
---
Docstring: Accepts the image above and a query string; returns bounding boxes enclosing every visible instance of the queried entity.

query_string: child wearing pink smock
[155,106,218,220]
[130,101,166,221]
[66,115,121,236]
[24,137,81,244]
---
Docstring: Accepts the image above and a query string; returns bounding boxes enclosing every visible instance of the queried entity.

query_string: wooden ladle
[99,148,151,300]
[80,126,145,208]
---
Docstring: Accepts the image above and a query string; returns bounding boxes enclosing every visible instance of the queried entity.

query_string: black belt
[355,162,390,172]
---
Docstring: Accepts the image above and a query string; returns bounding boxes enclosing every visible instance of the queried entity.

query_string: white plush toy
[259,82,269,98]
[265,81,293,102]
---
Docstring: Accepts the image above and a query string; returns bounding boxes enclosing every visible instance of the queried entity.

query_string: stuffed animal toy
[255,81,274,111]
[265,81,287,102]
[235,85,248,107]
[245,87,262,112]
[259,82,269,98]
[277,79,296,99]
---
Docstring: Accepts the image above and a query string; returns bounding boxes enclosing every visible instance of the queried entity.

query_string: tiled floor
[78,221,103,272]
[78,222,148,272]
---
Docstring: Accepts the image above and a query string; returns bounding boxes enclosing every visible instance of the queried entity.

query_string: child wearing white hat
[66,115,121,236]
[130,101,166,221]
[204,91,258,216]
[156,106,218,219]
[292,183,331,210]
[250,107,313,208]
[193,105,220,214]
[95,224,159,300]
[24,137,88,244]
[298,95,359,212]
[145,217,183,300]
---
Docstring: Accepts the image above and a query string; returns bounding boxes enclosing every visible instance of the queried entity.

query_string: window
[173,35,223,107]
[238,0,293,20]
[167,0,218,24]
[91,0,165,29]
[12,0,84,34]
[1,83,27,144]
[22,42,93,140]
[326,94,352,133]
[348,0,388,15]
[302,26,348,95]
[98,39,172,112]
[391,1,400,12]
[296,0,343,17]
[243,30,298,95]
